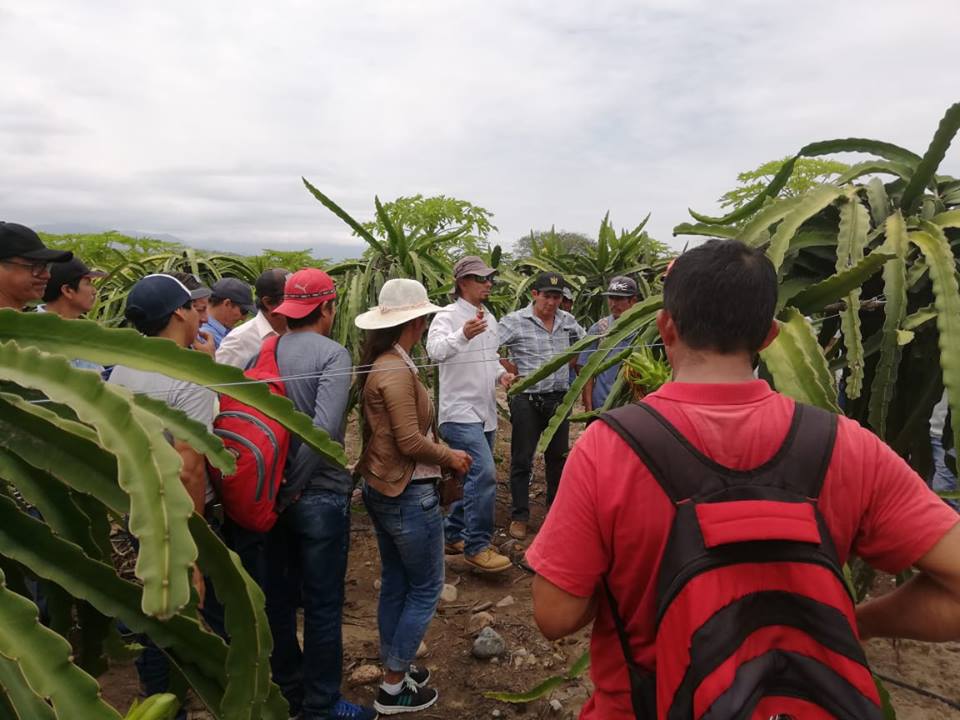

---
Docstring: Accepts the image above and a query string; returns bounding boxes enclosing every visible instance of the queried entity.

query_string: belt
[410,477,440,485]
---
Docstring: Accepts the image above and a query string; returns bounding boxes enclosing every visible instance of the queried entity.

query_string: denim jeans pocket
[420,491,439,512]
[368,497,403,534]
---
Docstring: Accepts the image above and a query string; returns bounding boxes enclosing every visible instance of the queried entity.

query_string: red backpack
[599,401,884,720]
[208,335,289,533]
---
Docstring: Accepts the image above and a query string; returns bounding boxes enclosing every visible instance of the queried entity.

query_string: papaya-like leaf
[767,186,844,271]
[0,656,56,720]
[761,308,840,413]
[535,303,661,453]
[913,222,960,466]
[0,567,122,719]
[0,311,346,467]
[0,342,195,619]
[835,195,870,398]
[868,213,909,437]
[788,252,894,315]
[901,102,960,213]
[132,394,235,474]
[671,222,738,238]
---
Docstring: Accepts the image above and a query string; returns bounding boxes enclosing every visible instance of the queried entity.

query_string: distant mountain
[34,223,184,245]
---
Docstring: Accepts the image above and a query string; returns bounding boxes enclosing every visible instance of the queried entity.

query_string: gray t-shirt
[276,331,353,497]
[107,366,216,502]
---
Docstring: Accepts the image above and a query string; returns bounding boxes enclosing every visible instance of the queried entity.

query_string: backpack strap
[599,401,838,501]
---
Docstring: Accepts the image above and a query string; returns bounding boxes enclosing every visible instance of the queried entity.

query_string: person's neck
[533,307,555,326]
[45,299,83,320]
[289,320,330,337]
[671,351,756,384]
[264,310,287,335]
[156,326,190,349]
[460,293,484,309]
[209,308,231,329]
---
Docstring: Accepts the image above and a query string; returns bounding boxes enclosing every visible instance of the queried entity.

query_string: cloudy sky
[3,1,958,259]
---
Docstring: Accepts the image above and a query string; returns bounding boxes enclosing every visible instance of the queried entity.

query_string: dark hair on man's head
[663,239,777,354]
[209,295,228,307]
[285,300,335,330]
[42,277,81,304]
[130,300,194,337]
[169,272,203,292]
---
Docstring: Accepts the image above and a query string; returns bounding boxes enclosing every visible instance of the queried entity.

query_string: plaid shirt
[499,304,585,394]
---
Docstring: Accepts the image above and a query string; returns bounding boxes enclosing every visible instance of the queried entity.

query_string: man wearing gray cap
[578,276,640,412]
[426,256,515,573]
[217,268,291,368]
[201,277,256,349]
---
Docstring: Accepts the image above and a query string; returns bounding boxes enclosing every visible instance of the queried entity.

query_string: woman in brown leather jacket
[354,279,471,715]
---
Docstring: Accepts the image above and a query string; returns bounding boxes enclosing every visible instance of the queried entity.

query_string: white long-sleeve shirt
[426,297,505,432]
[216,311,277,369]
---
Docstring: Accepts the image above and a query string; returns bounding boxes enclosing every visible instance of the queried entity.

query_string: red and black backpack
[207,335,290,533]
[599,401,884,720]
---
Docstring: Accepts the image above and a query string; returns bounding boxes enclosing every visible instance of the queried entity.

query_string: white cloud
[2,0,958,258]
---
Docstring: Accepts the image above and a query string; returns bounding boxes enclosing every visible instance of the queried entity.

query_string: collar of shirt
[252,310,277,339]
[651,379,773,405]
[519,303,570,334]
[202,316,229,342]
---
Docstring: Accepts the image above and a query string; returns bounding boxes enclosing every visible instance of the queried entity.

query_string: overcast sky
[3,1,958,259]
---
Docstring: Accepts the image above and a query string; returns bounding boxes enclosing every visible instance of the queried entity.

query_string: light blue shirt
[578,315,636,409]
[200,316,229,349]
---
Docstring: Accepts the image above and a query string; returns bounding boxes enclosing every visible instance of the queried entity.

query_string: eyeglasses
[0,260,53,277]
[464,274,495,284]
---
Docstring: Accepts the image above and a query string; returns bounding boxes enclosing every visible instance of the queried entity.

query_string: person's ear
[656,309,677,346]
[758,320,780,352]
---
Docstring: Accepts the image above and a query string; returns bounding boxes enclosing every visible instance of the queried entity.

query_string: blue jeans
[931,435,958,509]
[440,422,496,556]
[363,481,444,673]
[265,488,350,720]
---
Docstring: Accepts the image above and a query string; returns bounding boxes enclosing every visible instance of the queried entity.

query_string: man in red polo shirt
[526,239,960,719]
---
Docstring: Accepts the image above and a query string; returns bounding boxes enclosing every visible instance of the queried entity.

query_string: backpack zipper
[214,428,267,501]
[217,411,282,499]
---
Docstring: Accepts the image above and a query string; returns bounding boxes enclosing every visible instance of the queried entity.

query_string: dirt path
[100,407,960,718]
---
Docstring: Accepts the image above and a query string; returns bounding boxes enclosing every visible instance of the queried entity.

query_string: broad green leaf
[0,567,122,719]
[798,137,921,167]
[901,102,960,213]
[123,694,180,720]
[0,342,195,619]
[865,177,891,227]
[735,195,805,247]
[788,252,893,315]
[0,656,56,720]
[767,186,844,271]
[761,308,840,413]
[868,213,909,437]
[834,160,914,185]
[932,209,960,229]
[835,195,870,398]
[902,305,936,331]
[913,223,960,468]
[0,311,346,467]
[302,178,387,255]
[671,222,738,239]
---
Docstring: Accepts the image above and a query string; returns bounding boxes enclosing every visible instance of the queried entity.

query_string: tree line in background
[1,101,958,718]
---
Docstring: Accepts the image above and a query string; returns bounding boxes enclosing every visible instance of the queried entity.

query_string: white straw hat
[355,278,443,330]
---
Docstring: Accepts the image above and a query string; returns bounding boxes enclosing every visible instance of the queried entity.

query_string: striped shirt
[499,304,585,394]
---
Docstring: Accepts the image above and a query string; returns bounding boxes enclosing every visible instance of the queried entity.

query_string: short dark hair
[663,239,777,354]
[42,277,81,304]
[132,300,193,337]
[209,295,229,307]
[285,299,335,330]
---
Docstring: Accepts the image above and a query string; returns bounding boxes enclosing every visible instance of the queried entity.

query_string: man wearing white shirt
[216,268,290,368]
[427,256,516,573]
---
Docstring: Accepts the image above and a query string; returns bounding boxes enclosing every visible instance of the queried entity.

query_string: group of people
[3,218,960,720]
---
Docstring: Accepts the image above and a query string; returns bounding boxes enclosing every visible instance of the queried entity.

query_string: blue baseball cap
[124,274,193,324]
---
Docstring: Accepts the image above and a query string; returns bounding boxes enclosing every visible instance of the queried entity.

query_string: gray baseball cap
[211,277,255,314]
[602,276,638,297]
[453,255,496,279]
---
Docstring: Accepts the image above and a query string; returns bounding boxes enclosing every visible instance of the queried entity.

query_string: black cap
[211,277,255,314]
[0,222,73,262]
[602,275,638,297]
[125,274,192,324]
[532,272,565,292]
[255,268,290,300]
[43,258,107,302]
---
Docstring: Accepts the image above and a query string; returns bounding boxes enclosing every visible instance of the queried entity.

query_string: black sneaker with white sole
[374,677,438,715]
[406,665,430,688]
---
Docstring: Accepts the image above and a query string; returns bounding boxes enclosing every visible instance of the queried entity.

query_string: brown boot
[465,547,513,573]
[444,539,465,555]
[508,521,527,540]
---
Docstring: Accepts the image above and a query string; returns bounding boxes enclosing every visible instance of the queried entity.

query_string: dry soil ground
[101,402,960,719]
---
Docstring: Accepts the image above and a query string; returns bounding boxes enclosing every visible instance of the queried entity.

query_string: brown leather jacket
[356,349,455,496]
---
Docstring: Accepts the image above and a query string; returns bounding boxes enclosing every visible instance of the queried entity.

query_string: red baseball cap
[273,268,337,319]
